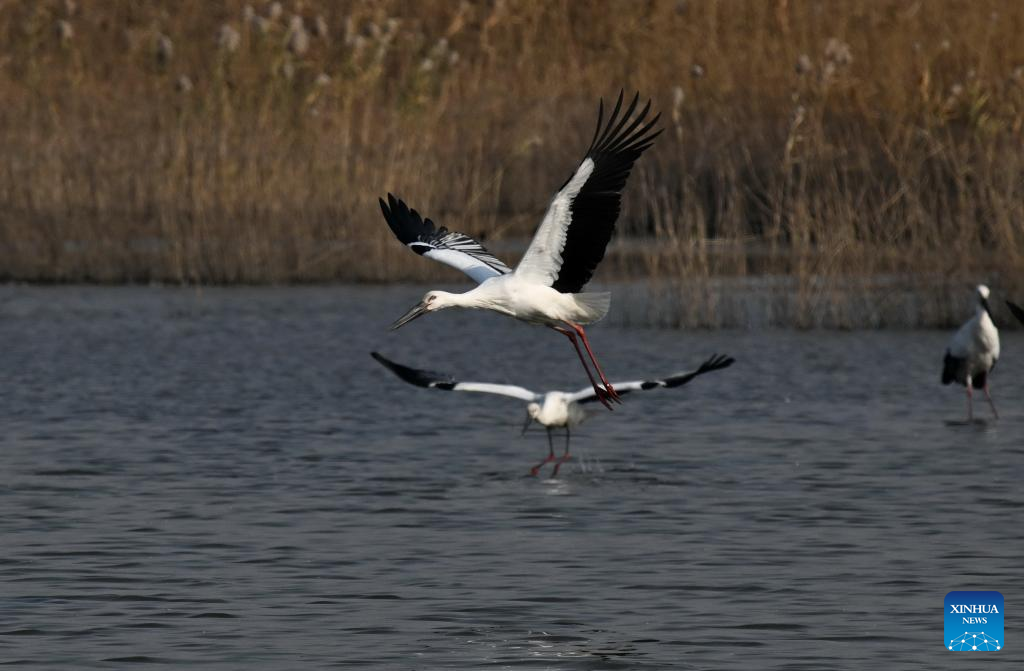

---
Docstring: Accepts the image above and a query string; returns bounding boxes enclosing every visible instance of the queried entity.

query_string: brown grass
[1,0,1023,326]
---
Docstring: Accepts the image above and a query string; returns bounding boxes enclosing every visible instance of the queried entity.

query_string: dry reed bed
[1,0,1023,327]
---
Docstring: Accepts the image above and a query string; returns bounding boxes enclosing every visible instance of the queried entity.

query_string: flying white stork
[942,285,1000,421]
[371,351,734,477]
[379,92,661,410]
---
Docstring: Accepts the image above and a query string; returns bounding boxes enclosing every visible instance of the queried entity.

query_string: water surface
[1,285,1022,669]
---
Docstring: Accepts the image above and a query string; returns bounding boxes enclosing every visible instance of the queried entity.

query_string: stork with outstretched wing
[371,352,734,477]
[379,92,661,410]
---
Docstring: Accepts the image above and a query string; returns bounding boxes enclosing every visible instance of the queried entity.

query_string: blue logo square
[945,591,1003,651]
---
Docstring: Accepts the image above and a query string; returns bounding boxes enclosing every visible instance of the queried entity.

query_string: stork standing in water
[942,285,1000,421]
[371,352,734,477]
[379,92,661,410]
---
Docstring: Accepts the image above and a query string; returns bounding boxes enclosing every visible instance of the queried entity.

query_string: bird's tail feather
[574,292,611,324]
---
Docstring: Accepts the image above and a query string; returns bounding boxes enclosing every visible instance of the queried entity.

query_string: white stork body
[942,285,1000,421]
[379,92,661,409]
[371,352,734,477]
[425,278,610,327]
[530,391,588,429]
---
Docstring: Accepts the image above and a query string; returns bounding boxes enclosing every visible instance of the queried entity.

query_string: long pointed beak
[390,302,428,330]
[521,412,533,435]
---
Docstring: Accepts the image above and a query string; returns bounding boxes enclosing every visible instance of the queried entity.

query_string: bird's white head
[390,291,456,330]
[975,284,994,318]
[521,402,541,435]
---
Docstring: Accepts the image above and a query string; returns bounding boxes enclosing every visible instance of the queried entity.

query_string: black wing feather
[553,91,662,294]
[661,354,735,387]
[941,351,962,385]
[378,193,511,275]
[577,387,641,404]
[371,352,456,391]
[577,354,734,404]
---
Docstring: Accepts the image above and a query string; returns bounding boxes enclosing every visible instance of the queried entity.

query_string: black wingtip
[378,193,435,245]
[660,353,735,388]
[587,90,662,158]
[371,351,455,390]
[371,350,398,372]
[702,353,736,372]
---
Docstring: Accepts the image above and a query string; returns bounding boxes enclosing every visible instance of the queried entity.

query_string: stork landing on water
[371,352,734,477]
[379,92,661,410]
[942,285,1000,422]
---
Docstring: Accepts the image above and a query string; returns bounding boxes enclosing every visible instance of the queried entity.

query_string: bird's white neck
[424,290,481,311]
[976,299,993,322]
[443,284,508,313]
[977,308,997,335]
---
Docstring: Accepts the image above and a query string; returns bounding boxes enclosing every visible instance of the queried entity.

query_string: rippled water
[1,285,1022,669]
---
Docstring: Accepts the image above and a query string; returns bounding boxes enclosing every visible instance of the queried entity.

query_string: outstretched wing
[379,194,512,284]
[1007,300,1024,326]
[371,352,539,402]
[570,354,735,404]
[515,91,662,294]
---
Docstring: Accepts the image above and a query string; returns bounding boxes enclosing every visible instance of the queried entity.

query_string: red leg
[530,428,557,476]
[551,428,572,477]
[551,325,614,410]
[570,323,621,403]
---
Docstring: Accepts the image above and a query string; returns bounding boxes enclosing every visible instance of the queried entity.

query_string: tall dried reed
[1,0,1022,327]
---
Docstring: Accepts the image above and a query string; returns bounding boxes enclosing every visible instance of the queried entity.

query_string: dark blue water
[1,285,1021,669]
